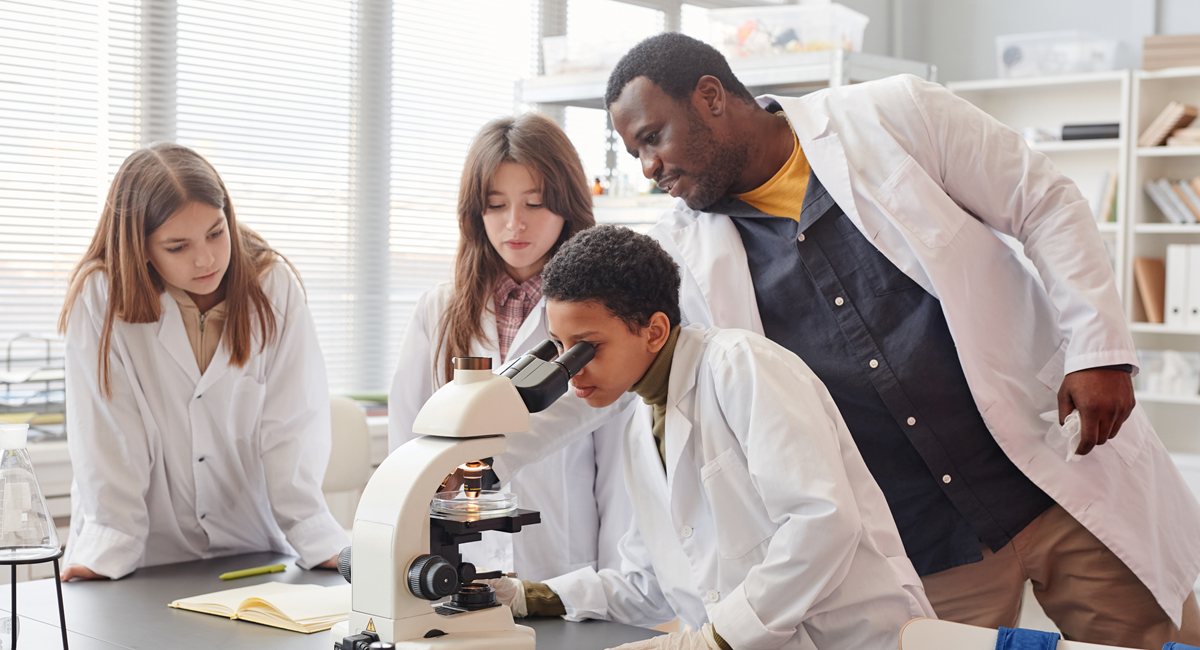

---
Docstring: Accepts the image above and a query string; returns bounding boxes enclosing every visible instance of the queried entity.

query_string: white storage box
[1136,349,1200,396]
[542,35,639,76]
[707,2,869,59]
[996,31,1118,78]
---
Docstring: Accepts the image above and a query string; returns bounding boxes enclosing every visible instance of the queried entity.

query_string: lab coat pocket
[228,375,267,435]
[701,448,775,560]
[877,156,965,249]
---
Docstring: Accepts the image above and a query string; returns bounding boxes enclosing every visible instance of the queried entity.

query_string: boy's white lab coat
[545,325,933,650]
[388,281,633,582]
[648,74,1200,625]
[63,264,349,579]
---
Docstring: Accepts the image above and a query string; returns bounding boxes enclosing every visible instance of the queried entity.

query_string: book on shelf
[1168,127,1200,147]
[1172,181,1200,222]
[168,581,350,633]
[1144,34,1200,71]
[1146,178,1199,224]
[1062,123,1120,140]
[1138,101,1199,147]
[1134,257,1166,324]
[1093,172,1118,223]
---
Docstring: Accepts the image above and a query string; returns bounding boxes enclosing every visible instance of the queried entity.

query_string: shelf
[1137,146,1200,157]
[520,51,936,109]
[593,194,675,209]
[1134,223,1200,233]
[1136,391,1200,406]
[1129,322,1200,335]
[593,194,676,225]
[948,71,1129,92]
[1030,139,1120,153]
[1137,66,1200,81]
[618,0,789,7]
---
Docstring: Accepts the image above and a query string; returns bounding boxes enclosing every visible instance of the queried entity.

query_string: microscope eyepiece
[507,339,598,413]
[553,341,595,378]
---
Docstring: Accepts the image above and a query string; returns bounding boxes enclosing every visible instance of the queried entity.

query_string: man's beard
[679,107,749,211]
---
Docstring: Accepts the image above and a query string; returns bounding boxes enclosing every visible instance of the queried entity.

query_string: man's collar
[707,171,836,234]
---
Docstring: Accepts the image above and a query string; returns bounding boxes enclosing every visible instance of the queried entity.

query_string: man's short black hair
[543,225,681,330]
[604,32,756,109]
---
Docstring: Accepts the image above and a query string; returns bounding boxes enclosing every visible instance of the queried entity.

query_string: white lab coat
[388,281,633,582]
[647,74,1200,626]
[62,263,349,579]
[545,325,932,650]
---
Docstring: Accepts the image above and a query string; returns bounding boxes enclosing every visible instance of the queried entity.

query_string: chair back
[899,619,1134,650]
[323,396,372,493]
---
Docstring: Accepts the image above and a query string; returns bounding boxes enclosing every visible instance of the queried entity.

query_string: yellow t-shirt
[733,119,809,221]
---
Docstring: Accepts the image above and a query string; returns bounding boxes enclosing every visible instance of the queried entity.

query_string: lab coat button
[942,475,952,484]
[198,456,205,462]
[706,590,720,603]
[797,233,806,242]
[834,297,844,306]
[907,417,916,426]
[869,359,879,369]
[680,525,693,539]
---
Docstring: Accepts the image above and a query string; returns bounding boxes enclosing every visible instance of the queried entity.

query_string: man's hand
[317,555,339,569]
[607,624,723,650]
[60,565,105,582]
[1057,367,1135,456]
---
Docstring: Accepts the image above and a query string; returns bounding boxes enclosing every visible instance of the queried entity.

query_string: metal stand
[1,549,67,649]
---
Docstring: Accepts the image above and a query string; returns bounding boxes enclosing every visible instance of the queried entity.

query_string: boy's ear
[646,312,672,354]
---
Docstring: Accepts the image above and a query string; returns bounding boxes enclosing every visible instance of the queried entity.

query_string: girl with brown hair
[388,113,633,586]
[58,142,347,581]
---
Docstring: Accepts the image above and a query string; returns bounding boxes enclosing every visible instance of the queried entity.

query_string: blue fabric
[720,168,1054,576]
[994,627,1060,650]
[1163,643,1200,649]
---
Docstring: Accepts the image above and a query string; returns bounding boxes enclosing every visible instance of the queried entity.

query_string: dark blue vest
[720,172,1054,576]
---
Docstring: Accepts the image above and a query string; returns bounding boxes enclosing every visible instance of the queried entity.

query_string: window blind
[387,0,536,378]
[0,0,138,348]
[168,0,361,390]
[2,0,543,395]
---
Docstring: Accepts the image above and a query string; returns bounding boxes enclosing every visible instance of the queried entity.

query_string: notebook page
[168,581,316,618]
[243,584,351,623]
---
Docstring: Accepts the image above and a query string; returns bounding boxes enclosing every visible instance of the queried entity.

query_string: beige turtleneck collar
[164,284,227,374]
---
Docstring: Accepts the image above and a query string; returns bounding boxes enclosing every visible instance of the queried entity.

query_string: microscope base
[331,617,535,649]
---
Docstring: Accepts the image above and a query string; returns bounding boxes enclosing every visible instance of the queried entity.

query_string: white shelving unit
[951,69,1200,453]
[949,71,1131,294]
[520,50,936,110]
[1125,67,1200,452]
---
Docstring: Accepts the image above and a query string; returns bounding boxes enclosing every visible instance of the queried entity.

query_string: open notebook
[168,581,351,633]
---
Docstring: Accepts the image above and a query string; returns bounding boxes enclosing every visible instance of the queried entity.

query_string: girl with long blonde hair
[388,113,633,585]
[58,143,347,580]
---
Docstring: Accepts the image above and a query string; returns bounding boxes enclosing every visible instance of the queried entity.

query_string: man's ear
[645,312,672,354]
[692,75,727,118]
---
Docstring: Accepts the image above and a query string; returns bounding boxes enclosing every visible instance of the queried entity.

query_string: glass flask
[0,423,59,560]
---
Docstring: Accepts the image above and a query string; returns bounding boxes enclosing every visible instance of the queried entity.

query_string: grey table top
[0,552,661,650]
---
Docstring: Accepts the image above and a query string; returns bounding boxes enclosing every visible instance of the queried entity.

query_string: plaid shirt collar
[494,272,543,308]
[493,273,543,361]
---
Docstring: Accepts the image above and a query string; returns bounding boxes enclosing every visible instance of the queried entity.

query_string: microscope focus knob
[337,546,353,583]
[407,554,460,600]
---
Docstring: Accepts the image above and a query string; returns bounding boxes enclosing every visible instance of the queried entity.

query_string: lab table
[0,552,661,649]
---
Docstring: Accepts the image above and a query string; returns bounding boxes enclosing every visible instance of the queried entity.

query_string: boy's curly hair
[542,225,681,330]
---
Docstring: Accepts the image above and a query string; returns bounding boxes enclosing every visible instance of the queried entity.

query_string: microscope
[332,340,594,650]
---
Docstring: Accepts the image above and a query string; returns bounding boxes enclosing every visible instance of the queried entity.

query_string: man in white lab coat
[600,32,1200,646]
[495,224,931,650]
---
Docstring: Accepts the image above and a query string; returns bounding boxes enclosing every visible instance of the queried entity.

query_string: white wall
[863,0,1200,84]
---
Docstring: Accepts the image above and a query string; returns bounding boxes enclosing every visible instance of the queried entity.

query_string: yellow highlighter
[219,563,287,580]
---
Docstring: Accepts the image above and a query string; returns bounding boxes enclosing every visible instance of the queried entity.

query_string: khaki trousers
[921,504,1200,649]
